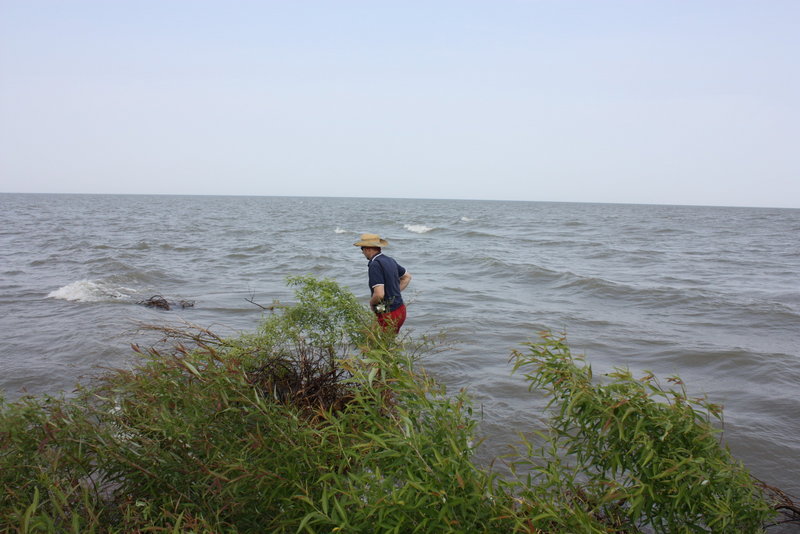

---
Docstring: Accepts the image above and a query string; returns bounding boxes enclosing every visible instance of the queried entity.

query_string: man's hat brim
[354,233,389,248]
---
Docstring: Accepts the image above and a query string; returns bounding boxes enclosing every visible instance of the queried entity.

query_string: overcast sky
[1,1,798,208]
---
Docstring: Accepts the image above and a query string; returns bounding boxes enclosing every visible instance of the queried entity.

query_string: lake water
[1,193,798,496]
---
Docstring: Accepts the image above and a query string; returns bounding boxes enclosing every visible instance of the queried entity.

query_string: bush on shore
[0,277,779,532]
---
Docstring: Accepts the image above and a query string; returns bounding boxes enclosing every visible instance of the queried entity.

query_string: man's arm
[399,272,411,292]
[370,284,385,310]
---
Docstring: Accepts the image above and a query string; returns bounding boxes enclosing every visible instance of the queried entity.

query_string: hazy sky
[1,1,798,208]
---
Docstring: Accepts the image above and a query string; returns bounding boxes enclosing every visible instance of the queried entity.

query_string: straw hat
[353,233,389,248]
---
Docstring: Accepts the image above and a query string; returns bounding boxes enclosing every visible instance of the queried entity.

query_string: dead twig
[246,341,353,416]
[245,291,280,311]
[133,321,227,353]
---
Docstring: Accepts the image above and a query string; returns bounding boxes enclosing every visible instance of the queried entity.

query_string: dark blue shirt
[368,253,406,311]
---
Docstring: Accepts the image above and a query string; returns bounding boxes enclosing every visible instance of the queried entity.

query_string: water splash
[47,279,134,302]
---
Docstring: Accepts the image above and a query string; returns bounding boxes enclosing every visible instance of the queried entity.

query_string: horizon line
[1,190,797,211]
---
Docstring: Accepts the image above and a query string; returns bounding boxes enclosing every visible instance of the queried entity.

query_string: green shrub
[0,280,778,533]
[258,275,374,353]
[505,332,775,533]
[0,277,510,532]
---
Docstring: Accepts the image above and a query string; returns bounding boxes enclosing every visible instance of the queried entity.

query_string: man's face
[361,246,378,260]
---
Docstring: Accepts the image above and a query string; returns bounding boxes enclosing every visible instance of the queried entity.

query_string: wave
[334,227,348,234]
[404,224,433,234]
[460,230,501,239]
[231,244,272,254]
[553,273,630,296]
[467,256,564,284]
[547,271,800,324]
[47,279,135,302]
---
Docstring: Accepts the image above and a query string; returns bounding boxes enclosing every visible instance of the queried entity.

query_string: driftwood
[137,295,195,311]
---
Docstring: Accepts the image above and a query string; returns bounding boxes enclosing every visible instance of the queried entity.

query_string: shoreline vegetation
[1,276,796,532]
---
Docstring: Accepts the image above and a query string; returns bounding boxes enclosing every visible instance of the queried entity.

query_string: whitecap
[404,224,433,234]
[47,279,133,302]
[460,216,474,222]
[334,227,348,234]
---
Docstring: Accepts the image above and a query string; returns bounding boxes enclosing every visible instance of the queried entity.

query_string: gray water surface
[1,193,798,495]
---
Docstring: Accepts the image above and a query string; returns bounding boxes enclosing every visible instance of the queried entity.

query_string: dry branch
[245,292,280,311]
[757,479,800,528]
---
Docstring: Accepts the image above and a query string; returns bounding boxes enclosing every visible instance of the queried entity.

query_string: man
[353,233,412,332]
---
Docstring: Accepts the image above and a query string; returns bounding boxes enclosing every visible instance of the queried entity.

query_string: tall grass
[0,278,781,532]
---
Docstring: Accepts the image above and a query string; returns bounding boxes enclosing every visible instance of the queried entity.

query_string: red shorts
[377,304,407,332]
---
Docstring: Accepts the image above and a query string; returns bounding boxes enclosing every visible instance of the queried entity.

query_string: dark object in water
[138,295,195,311]
[140,295,170,310]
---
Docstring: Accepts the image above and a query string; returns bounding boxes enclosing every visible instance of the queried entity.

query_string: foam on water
[47,279,134,302]
[404,224,433,234]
